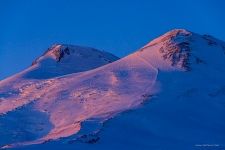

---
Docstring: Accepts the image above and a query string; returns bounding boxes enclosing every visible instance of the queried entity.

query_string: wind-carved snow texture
[0,29,225,149]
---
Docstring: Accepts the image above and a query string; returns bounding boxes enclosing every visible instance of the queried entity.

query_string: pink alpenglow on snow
[0,29,225,149]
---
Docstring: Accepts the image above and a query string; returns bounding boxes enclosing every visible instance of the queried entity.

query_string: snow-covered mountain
[1,29,225,149]
[30,44,119,79]
[2,44,119,81]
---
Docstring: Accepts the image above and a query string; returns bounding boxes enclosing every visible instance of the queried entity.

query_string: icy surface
[0,29,225,149]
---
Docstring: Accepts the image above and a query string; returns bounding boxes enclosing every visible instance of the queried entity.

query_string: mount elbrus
[0,29,225,149]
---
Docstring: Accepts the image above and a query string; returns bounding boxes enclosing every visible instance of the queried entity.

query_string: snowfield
[0,29,225,149]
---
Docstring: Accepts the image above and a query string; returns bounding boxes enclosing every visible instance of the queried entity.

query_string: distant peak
[31,43,119,66]
[37,44,70,62]
[32,44,90,64]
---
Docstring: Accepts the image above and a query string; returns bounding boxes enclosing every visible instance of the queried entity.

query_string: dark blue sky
[0,0,225,79]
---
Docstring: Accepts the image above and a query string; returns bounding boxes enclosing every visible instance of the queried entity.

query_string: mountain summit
[30,44,119,79]
[32,44,118,66]
[0,29,225,149]
[138,29,225,71]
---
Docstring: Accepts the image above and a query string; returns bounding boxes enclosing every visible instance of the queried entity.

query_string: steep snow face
[0,29,225,149]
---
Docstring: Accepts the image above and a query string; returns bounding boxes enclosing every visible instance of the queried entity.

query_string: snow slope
[0,44,119,112]
[1,29,225,149]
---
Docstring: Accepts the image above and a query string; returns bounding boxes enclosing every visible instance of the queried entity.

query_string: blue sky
[0,0,225,79]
